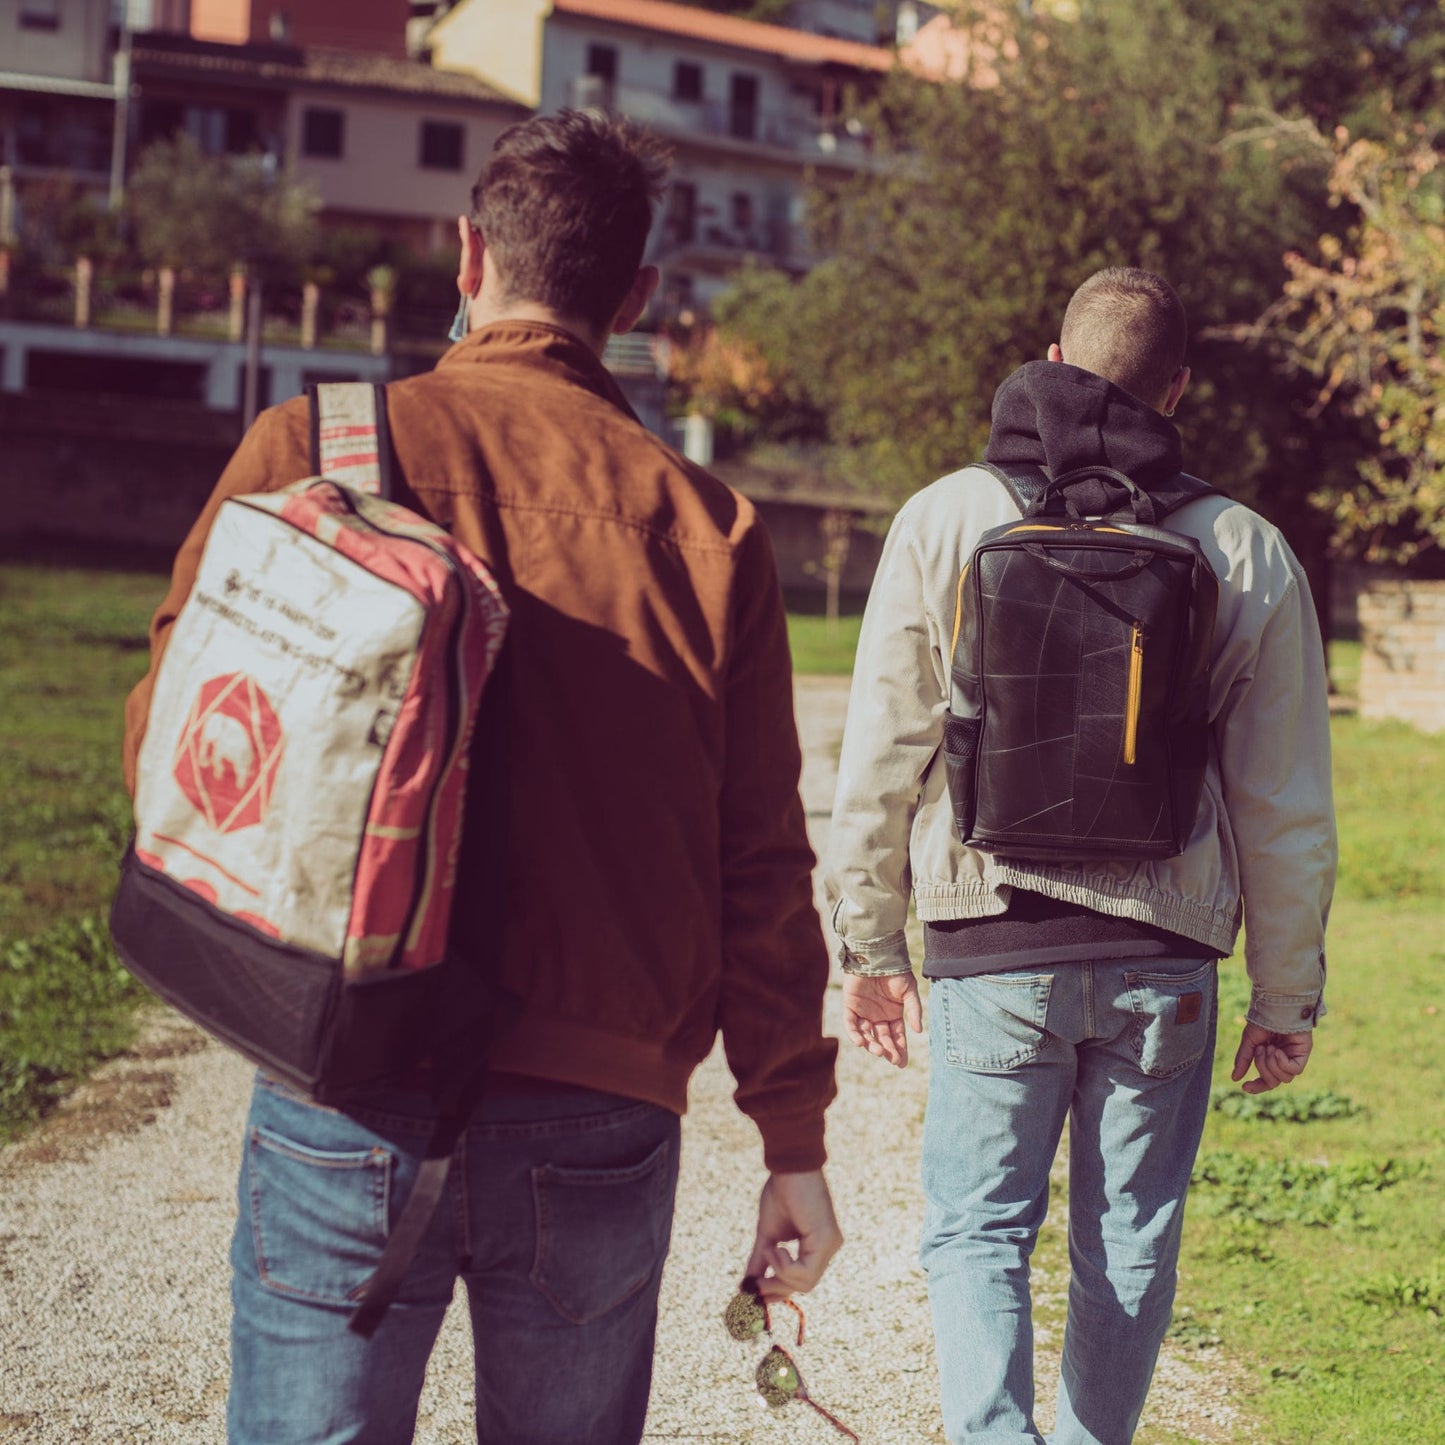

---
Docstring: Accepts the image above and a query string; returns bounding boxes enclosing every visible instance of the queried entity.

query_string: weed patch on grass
[1191,1151,1426,1229]
[1352,1263,1445,1319]
[0,913,145,1137]
[1208,1085,1362,1123]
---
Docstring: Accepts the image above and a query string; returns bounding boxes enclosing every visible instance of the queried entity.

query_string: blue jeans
[228,1073,681,1445]
[920,956,1218,1445]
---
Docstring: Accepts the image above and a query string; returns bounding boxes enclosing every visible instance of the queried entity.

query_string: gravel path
[0,676,1250,1443]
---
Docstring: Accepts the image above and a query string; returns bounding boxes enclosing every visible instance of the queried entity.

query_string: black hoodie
[924,361,1217,979]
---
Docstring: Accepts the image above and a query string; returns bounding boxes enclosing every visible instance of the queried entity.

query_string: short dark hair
[470,110,671,333]
[1059,267,1188,407]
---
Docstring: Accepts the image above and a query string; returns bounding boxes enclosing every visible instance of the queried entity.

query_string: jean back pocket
[1124,960,1217,1079]
[531,1138,675,1325]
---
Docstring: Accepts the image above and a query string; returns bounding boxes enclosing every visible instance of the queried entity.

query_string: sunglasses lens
[724,1290,767,1341]
[755,1345,802,1407]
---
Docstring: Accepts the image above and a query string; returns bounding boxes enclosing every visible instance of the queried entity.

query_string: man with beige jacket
[826,268,1335,1445]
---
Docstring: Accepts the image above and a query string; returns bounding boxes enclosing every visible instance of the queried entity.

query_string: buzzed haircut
[1059,267,1188,407]
[470,109,670,334]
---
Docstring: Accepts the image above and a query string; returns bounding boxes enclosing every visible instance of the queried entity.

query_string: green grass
[1172,708,1445,1444]
[0,564,163,1137]
[1330,638,1362,700]
[0,572,1441,1442]
[786,608,864,676]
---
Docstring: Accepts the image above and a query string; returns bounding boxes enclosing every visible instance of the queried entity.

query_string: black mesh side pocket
[942,711,981,845]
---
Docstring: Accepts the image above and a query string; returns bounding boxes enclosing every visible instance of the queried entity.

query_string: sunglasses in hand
[723,1277,859,1441]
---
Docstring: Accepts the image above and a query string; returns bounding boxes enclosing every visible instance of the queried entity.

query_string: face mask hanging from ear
[448,292,471,344]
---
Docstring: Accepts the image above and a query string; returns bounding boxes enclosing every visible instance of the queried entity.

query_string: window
[665,181,696,245]
[586,44,618,81]
[188,105,260,156]
[420,120,464,171]
[729,73,759,141]
[730,192,754,234]
[20,0,60,32]
[302,107,345,159]
[673,62,702,102]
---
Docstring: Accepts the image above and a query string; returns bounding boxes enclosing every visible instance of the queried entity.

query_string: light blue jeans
[920,956,1218,1445]
[228,1072,681,1445]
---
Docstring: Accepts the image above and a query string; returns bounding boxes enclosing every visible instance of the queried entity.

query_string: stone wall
[0,391,242,552]
[0,392,886,600]
[1358,579,1445,734]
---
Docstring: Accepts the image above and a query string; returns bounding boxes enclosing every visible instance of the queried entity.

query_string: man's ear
[1047,342,1064,363]
[1163,364,1191,417]
[456,216,484,300]
[611,266,660,336]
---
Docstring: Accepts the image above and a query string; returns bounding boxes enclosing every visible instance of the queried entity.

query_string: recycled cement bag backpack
[942,462,1218,864]
[110,382,509,1334]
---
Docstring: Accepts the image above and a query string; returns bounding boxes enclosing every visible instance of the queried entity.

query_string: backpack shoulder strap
[974,461,1050,515]
[308,382,393,499]
[1135,472,1217,521]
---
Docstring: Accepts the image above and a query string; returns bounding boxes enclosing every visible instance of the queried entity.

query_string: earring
[1165,407,1176,418]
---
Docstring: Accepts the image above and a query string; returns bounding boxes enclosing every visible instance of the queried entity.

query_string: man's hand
[1231,1022,1313,1094]
[744,1170,843,1302]
[842,972,923,1068]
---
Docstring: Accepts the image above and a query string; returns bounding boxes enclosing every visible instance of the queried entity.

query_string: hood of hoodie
[984,360,1183,499]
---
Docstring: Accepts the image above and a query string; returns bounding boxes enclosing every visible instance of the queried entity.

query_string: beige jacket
[824,464,1337,1035]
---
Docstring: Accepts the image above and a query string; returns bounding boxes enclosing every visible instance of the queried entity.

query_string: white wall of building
[0,0,112,82]
[425,0,548,106]
[284,90,515,228]
[540,19,819,151]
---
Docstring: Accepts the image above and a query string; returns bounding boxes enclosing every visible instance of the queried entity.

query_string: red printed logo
[174,674,284,833]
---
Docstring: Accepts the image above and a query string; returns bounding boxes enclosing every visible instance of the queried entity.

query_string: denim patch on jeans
[228,1072,681,1445]
[920,956,1217,1445]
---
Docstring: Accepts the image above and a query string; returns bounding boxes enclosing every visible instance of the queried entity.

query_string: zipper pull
[1124,624,1145,766]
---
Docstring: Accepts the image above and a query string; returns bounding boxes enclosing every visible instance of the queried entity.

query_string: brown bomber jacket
[122,320,837,1171]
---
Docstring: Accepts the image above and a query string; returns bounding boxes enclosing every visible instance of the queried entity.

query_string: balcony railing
[654,218,816,271]
[569,76,873,163]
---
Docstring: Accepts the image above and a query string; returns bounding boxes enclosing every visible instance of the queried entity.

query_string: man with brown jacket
[122,111,840,1445]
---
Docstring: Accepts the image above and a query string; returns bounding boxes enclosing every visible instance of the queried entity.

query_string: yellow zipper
[950,563,970,656]
[1124,624,1144,765]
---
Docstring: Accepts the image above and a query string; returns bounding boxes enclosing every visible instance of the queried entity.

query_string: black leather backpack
[943,462,1219,863]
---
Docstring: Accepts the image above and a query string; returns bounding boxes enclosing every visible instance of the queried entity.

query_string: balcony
[653,217,815,276]
[568,75,873,165]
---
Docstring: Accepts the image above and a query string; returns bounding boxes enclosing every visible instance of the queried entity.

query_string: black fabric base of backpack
[110,847,484,1102]
[110,846,501,1336]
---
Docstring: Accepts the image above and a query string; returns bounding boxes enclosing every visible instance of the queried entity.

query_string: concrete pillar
[74,256,94,329]
[157,265,176,337]
[682,412,714,466]
[268,359,305,406]
[229,266,247,343]
[1,334,25,392]
[207,353,239,410]
[301,281,319,350]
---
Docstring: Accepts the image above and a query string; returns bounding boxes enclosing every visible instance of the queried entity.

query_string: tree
[713,0,1428,575]
[1270,120,1445,566]
[126,133,318,280]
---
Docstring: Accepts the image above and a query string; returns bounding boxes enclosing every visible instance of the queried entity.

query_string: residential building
[125,30,526,250]
[0,0,116,205]
[425,0,898,311]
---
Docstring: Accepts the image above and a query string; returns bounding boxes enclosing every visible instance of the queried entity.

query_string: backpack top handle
[1037,465,1158,526]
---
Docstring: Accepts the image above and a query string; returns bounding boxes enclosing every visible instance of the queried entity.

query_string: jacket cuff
[756,1110,828,1174]
[836,930,912,977]
[1247,988,1326,1034]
